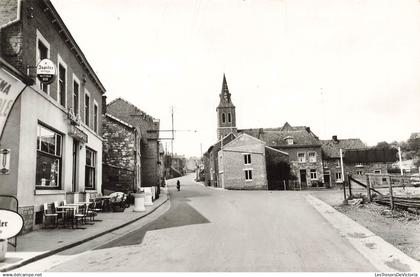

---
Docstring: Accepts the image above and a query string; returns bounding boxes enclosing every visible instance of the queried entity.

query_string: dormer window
[285,136,293,145]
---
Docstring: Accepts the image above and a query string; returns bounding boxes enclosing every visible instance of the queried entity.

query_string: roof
[345,148,398,163]
[107,97,157,122]
[217,74,235,109]
[321,138,367,158]
[239,123,321,148]
[42,0,106,94]
[105,113,134,130]
[205,133,237,155]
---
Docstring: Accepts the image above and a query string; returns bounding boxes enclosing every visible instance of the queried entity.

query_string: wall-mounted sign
[0,209,23,239]
[0,67,26,140]
[0,149,10,175]
[36,59,56,84]
[69,126,88,144]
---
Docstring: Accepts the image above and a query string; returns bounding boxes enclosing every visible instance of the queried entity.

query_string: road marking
[306,194,420,272]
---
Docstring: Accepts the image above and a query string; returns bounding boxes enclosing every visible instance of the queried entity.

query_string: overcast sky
[51,0,420,157]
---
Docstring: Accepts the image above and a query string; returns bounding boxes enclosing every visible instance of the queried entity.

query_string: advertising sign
[69,126,88,143]
[0,209,23,239]
[36,59,56,84]
[0,67,26,140]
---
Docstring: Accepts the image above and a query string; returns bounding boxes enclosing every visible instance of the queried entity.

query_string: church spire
[218,74,234,108]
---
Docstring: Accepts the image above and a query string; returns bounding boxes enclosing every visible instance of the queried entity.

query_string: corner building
[0,0,106,233]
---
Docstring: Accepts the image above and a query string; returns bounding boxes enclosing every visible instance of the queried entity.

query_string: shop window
[85,148,96,190]
[35,124,62,189]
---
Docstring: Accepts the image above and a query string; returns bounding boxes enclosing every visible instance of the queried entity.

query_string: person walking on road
[176,180,181,191]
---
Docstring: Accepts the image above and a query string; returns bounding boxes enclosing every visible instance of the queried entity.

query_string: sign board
[36,59,56,84]
[0,149,10,175]
[69,126,88,143]
[0,209,23,239]
[0,67,26,140]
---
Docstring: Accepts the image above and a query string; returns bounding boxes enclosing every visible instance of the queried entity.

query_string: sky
[51,0,420,157]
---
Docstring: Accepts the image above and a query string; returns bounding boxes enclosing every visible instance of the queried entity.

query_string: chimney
[332,135,339,143]
[102,95,107,114]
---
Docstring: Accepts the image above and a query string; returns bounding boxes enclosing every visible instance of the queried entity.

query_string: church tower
[217,74,237,139]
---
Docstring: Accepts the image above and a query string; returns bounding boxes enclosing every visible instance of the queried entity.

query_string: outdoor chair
[53,201,66,222]
[62,207,75,229]
[86,203,98,222]
[43,203,58,228]
[74,204,87,228]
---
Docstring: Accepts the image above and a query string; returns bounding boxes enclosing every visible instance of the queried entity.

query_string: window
[244,154,251,165]
[84,92,90,126]
[285,136,293,145]
[356,170,363,176]
[335,172,342,181]
[310,169,317,180]
[336,160,341,167]
[374,170,381,174]
[228,113,232,123]
[58,60,66,107]
[36,125,62,189]
[36,30,50,94]
[93,102,98,133]
[308,152,316,163]
[297,152,306,163]
[244,169,253,181]
[85,148,96,190]
[73,77,80,116]
[222,113,226,123]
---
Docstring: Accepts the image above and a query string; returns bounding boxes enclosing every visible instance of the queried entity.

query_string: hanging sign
[0,67,26,140]
[0,209,23,239]
[0,149,10,175]
[36,59,56,84]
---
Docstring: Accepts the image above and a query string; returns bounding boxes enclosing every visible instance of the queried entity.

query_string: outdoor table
[56,206,78,229]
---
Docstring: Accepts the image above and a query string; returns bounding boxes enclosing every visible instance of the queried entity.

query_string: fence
[348,173,420,210]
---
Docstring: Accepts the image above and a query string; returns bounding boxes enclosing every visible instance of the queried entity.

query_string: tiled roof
[321,139,367,158]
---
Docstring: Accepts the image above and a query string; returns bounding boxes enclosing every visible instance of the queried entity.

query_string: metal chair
[43,203,58,228]
[74,204,87,227]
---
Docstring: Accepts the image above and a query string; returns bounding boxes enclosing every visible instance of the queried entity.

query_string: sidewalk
[0,190,169,272]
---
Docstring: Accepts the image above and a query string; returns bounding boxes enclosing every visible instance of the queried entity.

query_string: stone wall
[18,206,34,234]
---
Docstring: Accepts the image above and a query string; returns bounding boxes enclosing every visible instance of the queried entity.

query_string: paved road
[25,174,377,271]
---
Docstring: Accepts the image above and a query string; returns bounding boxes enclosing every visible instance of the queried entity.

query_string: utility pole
[171,106,174,157]
[398,146,403,176]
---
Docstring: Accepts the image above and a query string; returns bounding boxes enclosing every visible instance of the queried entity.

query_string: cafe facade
[0,0,106,233]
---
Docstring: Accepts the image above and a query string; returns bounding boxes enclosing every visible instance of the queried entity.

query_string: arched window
[228,113,232,123]
[222,113,226,123]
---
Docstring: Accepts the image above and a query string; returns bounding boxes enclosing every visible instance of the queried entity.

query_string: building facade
[0,0,105,233]
[102,113,140,194]
[106,98,161,194]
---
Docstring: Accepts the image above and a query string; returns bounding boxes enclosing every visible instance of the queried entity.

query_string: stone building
[321,136,367,187]
[0,0,106,233]
[105,98,161,195]
[102,113,140,194]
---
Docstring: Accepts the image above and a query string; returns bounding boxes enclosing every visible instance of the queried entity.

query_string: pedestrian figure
[176,180,180,191]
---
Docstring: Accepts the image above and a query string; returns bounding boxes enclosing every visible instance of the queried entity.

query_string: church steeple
[216,74,237,139]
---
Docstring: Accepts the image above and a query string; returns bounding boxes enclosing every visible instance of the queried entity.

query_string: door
[72,140,79,192]
[324,172,331,188]
[300,169,307,187]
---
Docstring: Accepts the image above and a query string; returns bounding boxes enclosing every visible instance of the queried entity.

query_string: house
[0,0,106,233]
[102,113,141,194]
[105,98,161,196]
[321,136,367,187]
[239,123,324,188]
[218,133,289,190]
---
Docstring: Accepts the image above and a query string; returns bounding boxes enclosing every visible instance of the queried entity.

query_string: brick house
[321,136,367,187]
[105,98,161,196]
[0,0,105,233]
[102,113,140,194]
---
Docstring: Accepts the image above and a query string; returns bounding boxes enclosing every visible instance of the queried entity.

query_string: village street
[13,174,386,272]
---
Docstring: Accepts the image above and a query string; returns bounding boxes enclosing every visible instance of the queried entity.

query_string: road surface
[18,174,377,271]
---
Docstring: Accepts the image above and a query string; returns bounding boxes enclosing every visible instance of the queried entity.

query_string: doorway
[324,171,331,188]
[300,169,307,187]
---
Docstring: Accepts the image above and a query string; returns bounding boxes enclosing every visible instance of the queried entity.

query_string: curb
[193,180,225,191]
[1,194,170,272]
[306,194,420,272]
